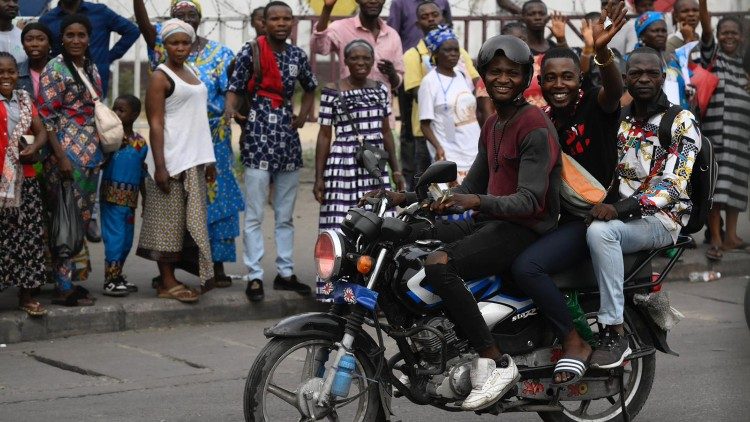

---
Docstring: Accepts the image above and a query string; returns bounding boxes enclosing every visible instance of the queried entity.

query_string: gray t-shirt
[0,26,27,64]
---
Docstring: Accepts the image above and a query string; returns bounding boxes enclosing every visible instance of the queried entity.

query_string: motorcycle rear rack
[579,234,693,297]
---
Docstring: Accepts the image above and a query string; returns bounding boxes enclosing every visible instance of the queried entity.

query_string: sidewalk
[2,153,749,343]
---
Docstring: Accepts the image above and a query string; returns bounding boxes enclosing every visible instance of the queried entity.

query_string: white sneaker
[460,355,520,411]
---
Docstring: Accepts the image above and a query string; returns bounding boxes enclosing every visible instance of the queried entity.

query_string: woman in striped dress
[313,39,405,233]
[702,15,750,259]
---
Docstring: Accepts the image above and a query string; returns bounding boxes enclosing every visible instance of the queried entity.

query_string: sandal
[51,288,95,307]
[552,356,590,387]
[214,274,232,288]
[706,245,723,261]
[19,300,48,317]
[158,284,200,303]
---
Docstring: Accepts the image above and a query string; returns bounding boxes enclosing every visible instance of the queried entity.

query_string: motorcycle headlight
[315,230,344,281]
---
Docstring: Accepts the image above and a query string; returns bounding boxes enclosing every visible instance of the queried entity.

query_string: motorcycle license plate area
[320,281,379,311]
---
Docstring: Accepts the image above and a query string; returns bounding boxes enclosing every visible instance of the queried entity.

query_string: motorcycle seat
[552,251,652,292]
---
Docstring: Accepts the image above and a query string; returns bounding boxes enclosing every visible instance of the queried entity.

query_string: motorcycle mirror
[415,161,457,189]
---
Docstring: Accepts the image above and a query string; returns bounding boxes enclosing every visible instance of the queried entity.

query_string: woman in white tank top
[137,19,216,303]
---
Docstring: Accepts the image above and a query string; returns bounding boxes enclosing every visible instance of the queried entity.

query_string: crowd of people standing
[0,0,748,346]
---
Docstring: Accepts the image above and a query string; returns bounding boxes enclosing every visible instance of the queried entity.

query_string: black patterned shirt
[228,42,318,172]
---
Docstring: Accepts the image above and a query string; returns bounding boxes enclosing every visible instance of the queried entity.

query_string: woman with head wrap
[37,14,102,307]
[313,39,404,299]
[137,20,216,303]
[417,26,480,186]
[133,0,244,290]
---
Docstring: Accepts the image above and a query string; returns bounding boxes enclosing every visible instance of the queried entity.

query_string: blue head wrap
[424,25,458,54]
[635,12,665,38]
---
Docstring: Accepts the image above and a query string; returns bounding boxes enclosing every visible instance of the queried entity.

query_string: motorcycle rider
[364,35,561,410]
[586,47,701,368]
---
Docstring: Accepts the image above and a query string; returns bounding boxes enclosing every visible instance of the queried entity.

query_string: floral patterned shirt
[616,105,701,241]
[38,55,103,169]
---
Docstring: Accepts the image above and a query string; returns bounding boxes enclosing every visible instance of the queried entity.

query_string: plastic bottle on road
[688,271,722,282]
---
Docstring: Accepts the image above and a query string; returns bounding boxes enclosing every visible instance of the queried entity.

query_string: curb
[2,248,747,345]
[0,289,327,344]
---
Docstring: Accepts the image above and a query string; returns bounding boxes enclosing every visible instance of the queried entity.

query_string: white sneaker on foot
[460,355,520,411]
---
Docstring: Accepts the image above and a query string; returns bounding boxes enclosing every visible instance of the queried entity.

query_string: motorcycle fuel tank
[392,244,534,329]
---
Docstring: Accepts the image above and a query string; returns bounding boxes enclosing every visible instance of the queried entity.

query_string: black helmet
[477,35,534,91]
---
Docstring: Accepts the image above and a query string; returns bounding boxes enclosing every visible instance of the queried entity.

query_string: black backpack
[657,105,718,234]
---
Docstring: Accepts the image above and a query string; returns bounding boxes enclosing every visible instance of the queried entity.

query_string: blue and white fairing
[392,244,535,329]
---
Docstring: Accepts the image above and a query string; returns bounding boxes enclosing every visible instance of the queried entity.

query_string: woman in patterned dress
[134,0,244,289]
[38,14,102,307]
[313,40,405,298]
[0,53,49,316]
[702,14,750,259]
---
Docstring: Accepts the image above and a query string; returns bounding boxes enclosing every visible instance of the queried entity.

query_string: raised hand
[549,11,568,42]
[593,0,628,52]
[581,19,594,49]
[323,0,338,8]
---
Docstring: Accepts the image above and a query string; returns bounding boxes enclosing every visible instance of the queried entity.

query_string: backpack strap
[657,105,683,149]
[245,39,263,96]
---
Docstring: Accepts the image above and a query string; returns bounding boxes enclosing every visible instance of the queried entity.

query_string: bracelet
[593,48,615,67]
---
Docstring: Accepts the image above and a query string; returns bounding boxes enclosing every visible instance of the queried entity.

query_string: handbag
[559,152,607,217]
[336,82,389,173]
[689,61,719,120]
[75,65,124,153]
[51,180,84,259]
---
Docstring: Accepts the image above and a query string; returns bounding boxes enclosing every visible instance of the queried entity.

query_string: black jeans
[412,219,538,351]
[511,220,589,338]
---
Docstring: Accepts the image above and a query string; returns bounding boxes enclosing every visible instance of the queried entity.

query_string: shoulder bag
[75,65,124,153]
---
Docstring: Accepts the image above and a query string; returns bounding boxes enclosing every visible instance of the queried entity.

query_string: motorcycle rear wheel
[243,337,384,422]
[539,306,656,422]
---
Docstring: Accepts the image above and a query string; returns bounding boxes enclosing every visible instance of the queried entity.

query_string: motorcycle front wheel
[243,337,384,422]
[540,306,656,422]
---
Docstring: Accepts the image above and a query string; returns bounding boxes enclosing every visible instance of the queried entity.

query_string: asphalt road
[1,276,748,422]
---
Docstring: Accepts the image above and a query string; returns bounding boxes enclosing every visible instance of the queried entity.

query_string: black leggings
[511,220,589,338]
[415,219,538,352]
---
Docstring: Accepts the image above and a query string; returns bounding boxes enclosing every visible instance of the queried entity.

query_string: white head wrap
[160,18,196,43]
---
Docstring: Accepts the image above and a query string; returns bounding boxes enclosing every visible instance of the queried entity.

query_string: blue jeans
[586,216,673,326]
[242,168,299,281]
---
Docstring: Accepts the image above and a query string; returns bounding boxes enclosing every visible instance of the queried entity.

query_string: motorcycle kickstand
[616,367,630,422]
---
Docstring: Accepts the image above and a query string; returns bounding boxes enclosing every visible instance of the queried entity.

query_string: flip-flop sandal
[723,242,750,253]
[214,275,232,288]
[158,284,200,303]
[19,300,48,317]
[552,356,590,387]
[51,288,95,307]
[706,246,723,261]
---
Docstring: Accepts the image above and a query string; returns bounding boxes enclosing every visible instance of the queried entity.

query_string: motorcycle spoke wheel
[551,311,654,422]
[267,383,298,407]
[249,338,374,422]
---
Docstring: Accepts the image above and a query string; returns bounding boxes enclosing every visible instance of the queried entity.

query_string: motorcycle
[244,155,686,422]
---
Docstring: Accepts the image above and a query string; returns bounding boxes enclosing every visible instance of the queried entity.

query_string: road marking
[202,334,257,349]
[24,352,121,382]
[114,344,209,370]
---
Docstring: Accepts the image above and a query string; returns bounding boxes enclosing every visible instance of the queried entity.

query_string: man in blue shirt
[40,0,139,97]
